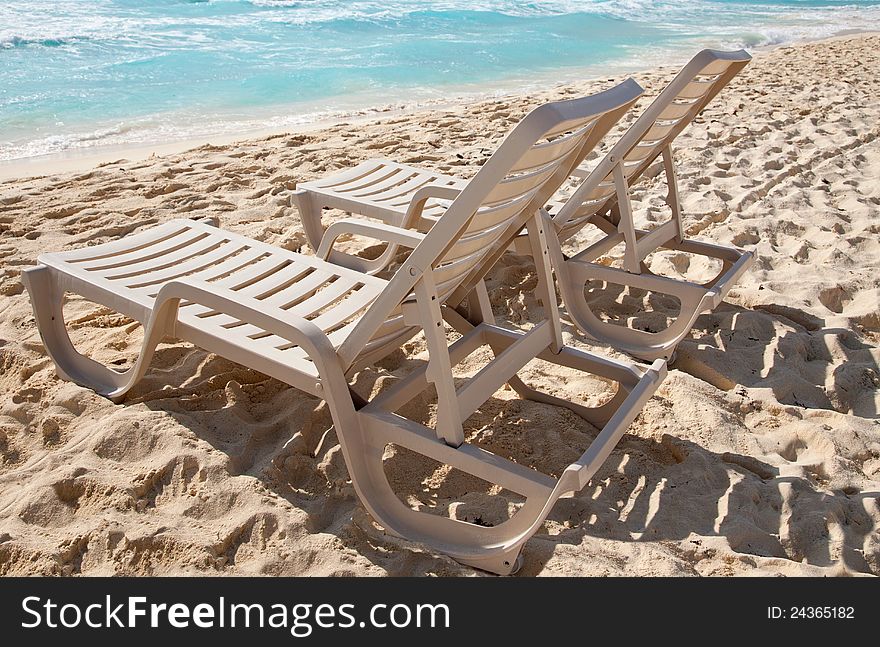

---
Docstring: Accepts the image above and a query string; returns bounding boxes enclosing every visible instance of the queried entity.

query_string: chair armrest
[156,278,334,357]
[401,184,463,229]
[309,181,458,275]
[316,219,426,261]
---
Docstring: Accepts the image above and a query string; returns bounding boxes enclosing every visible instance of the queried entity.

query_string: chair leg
[453,284,564,413]
[336,413,550,575]
[329,346,663,575]
[306,352,539,574]
[290,189,326,253]
[561,281,702,361]
[505,373,630,428]
[21,265,179,402]
[442,302,631,427]
[542,221,751,361]
[22,265,123,392]
[561,241,753,360]
[549,254,709,361]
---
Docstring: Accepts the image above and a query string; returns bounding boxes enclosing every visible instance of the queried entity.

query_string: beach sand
[0,34,877,576]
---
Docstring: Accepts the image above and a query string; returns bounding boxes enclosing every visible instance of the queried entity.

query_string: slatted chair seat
[295,158,467,236]
[35,218,418,389]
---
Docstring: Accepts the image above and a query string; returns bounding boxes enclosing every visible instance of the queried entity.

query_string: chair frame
[540,49,755,360]
[22,81,669,574]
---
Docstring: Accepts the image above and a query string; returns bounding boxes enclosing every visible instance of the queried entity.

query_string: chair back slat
[553,49,751,235]
[509,120,597,173]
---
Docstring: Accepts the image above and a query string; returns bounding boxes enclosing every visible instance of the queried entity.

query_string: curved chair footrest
[556,239,754,361]
[343,333,666,575]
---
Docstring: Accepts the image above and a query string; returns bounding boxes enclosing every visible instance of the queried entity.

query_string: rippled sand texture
[0,35,877,576]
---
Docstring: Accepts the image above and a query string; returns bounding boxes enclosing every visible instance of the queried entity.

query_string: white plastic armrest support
[158,278,334,355]
[316,219,427,261]
[401,184,463,229]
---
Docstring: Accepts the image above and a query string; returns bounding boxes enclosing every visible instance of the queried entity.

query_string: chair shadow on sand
[333,374,879,576]
[676,302,879,419]
[127,275,877,575]
[526,437,880,576]
[554,270,879,418]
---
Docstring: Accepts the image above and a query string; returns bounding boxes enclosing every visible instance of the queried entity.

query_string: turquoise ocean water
[2,0,880,161]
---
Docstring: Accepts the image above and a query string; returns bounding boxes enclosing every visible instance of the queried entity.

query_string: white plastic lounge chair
[292,50,754,361]
[22,80,667,575]
[536,49,755,361]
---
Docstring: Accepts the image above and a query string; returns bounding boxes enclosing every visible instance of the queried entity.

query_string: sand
[0,35,878,577]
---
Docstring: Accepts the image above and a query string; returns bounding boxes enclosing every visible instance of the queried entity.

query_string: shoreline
[3,29,878,183]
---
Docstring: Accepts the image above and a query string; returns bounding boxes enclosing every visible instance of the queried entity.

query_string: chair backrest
[338,79,644,368]
[553,49,751,243]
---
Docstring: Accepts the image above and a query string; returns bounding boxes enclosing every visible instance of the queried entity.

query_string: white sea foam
[3,0,880,161]
[3,1,879,41]
[1,106,363,162]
